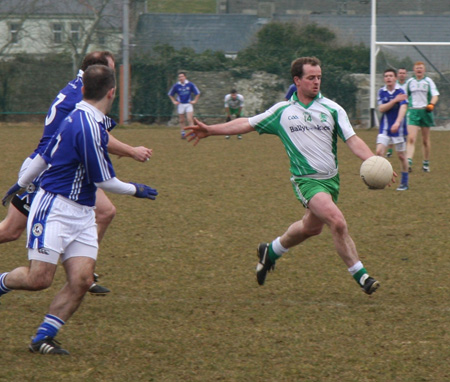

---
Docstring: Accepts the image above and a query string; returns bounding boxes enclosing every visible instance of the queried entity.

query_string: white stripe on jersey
[85,112,111,180]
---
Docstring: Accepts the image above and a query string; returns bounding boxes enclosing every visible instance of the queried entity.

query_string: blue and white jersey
[39,101,116,207]
[284,84,296,100]
[168,80,200,104]
[378,85,408,137]
[31,70,116,159]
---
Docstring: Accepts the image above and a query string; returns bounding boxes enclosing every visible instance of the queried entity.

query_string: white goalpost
[369,0,450,128]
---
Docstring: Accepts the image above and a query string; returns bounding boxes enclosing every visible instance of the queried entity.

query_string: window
[10,23,20,44]
[70,23,80,42]
[53,23,63,44]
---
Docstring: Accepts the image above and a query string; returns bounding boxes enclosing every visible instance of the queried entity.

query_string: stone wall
[168,70,287,125]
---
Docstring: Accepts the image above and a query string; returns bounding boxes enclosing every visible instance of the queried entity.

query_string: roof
[0,0,122,29]
[135,13,266,54]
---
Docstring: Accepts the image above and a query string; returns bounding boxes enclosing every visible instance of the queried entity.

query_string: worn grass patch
[0,124,449,382]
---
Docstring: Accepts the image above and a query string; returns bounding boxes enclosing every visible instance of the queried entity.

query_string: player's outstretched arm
[96,178,158,200]
[184,117,254,146]
[107,133,152,162]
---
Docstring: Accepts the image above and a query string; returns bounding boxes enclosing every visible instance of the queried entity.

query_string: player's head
[81,51,115,71]
[383,69,397,86]
[397,67,407,81]
[291,57,322,99]
[413,62,426,78]
[178,71,187,83]
[291,57,321,80]
[102,51,116,70]
[230,89,237,99]
[83,65,116,103]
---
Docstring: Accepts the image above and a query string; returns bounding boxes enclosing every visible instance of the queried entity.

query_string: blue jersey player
[376,68,409,191]
[0,51,153,294]
[0,65,158,355]
[168,72,200,138]
[284,83,296,100]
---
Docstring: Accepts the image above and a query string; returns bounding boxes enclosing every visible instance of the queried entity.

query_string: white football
[360,156,393,189]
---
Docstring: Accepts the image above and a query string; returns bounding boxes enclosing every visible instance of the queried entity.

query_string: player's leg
[421,127,431,172]
[29,228,96,355]
[376,134,389,157]
[406,124,419,171]
[1,259,56,292]
[178,113,186,138]
[0,202,28,243]
[95,188,116,244]
[29,254,95,355]
[308,193,379,293]
[89,188,114,295]
[396,142,409,191]
[48,256,95,321]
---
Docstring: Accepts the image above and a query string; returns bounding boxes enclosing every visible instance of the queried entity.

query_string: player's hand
[184,118,209,146]
[390,121,400,134]
[131,146,153,162]
[395,94,407,102]
[131,183,158,200]
[425,103,435,112]
[2,183,25,206]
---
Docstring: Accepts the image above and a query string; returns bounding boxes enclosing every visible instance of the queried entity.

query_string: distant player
[377,69,409,191]
[284,83,296,101]
[224,89,244,139]
[168,72,200,139]
[0,65,158,355]
[405,62,439,172]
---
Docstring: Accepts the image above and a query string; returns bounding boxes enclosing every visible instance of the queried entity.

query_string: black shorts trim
[11,194,30,217]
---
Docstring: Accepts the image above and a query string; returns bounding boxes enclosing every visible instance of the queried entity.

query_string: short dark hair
[231,89,237,94]
[291,57,321,79]
[81,51,115,71]
[83,65,116,101]
[384,68,397,76]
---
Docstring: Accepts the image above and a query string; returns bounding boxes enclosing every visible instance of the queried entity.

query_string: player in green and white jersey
[185,57,385,295]
[405,62,439,172]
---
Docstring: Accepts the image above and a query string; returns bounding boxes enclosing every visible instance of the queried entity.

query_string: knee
[29,275,53,291]
[329,217,348,236]
[0,226,23,243]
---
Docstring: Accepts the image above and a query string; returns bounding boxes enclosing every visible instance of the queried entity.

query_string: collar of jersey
[76,100,105,123]
[292,92,322,108]
[178,80,190,85]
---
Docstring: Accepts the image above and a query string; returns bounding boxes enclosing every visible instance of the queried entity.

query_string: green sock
[353,268,368,286]
[268,244,281,262]
[423,160,429,166]
[408,158,412,166]
[387,148,392,154]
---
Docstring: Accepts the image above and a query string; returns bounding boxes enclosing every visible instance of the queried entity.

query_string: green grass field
[147,0,216,14]
[0,123,449,381]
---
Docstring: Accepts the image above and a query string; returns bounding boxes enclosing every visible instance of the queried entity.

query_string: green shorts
[229,108,241,117]
[407,109,435,127]
[290,174,340,208]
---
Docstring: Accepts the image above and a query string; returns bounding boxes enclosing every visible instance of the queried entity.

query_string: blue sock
[401,172,408,185]
[32,314,65,343]
[0,273,12,296]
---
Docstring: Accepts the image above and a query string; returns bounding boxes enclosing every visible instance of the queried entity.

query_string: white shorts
[27,189,98,265]
[177,103,193,115]
[376,134,406,152]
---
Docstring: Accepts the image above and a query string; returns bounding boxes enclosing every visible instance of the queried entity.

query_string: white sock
[347,261,363,276]
[272,237,288,257]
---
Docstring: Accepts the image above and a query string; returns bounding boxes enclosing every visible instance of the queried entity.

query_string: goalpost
[369,0,450,128]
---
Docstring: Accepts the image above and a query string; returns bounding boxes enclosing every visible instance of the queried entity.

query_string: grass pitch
[0,123,449,382]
